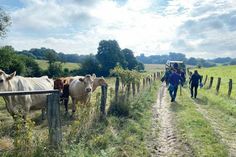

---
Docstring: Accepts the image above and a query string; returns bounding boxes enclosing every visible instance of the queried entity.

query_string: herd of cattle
[0,69,107,120]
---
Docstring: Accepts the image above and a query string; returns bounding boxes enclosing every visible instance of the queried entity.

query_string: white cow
[0,70,54,119]
[69,74,96,115]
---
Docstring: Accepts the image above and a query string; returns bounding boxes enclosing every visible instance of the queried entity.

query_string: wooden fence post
[216,77,221,94]
[115,77,119,102]
[208,77,214,89]
[132,81,136,97]
[143,78,145,89]
[137,81,140,93]
[204,75,208,85]
[126,83,131,102]
[146,77,149,86]
[100,85,107,116]
[157,72,160,79]
[47,92,62,148]
[228,79,233,97]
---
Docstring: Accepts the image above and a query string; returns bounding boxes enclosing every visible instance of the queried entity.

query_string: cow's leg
[71,98,76,116]
[64,97,69,114]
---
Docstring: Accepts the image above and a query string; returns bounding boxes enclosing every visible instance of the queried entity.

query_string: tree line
[0,39,144,77]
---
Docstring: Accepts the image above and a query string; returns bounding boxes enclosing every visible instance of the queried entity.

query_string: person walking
[168,69,182,102]
[161,69,172,85]
[189,70,202,98]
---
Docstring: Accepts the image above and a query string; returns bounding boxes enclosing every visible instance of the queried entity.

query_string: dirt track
[148,83,192,157]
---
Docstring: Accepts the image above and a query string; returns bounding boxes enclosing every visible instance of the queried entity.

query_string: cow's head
[92,77,107,91]
[0,70,16,90]
[97,77,107,86]
[54,78,64,91]
[79,74,96,93]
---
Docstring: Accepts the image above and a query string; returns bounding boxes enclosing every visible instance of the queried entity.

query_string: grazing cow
[69,74,96,115]
[0,70,54,119]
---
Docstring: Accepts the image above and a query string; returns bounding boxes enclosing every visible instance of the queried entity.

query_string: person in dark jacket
[168,69,182,102]
[161,69,171,85]
[189,70,202,98]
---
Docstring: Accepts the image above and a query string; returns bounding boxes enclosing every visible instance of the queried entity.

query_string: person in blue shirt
[189,70,202,98]
[168,69,182,102]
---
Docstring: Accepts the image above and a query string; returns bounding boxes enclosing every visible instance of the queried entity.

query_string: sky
[1,0,236,58]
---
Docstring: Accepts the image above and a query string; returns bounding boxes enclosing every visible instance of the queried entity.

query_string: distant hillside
[17,47,89,63]
[137,53,236,67]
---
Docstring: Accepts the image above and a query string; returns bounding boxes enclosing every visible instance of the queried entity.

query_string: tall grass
[62,82,159,157]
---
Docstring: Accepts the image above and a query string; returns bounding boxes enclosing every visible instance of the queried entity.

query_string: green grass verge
[172,88,228,156]
[199,89,236,118]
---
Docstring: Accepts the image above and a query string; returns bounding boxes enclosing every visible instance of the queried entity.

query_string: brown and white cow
[69,74,96,115]
[0,70,54,119]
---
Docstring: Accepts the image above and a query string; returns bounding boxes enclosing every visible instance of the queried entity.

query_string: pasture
[36,59,80,71]
[193,65,236,99]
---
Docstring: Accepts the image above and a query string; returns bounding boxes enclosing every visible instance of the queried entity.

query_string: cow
[54,77,70,113]
[69,74,96,116]
[58,76,107,114]
[0,70,54,120]
[92,77,108,92]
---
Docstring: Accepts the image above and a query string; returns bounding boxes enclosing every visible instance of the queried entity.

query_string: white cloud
[1,0,236,58]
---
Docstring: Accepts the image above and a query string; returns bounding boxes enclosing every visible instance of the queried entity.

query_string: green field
[36,60,80,71]
[144,64,165,73]
[192,65,236,99]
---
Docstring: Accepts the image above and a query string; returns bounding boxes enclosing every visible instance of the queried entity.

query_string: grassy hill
[36,60,80,71]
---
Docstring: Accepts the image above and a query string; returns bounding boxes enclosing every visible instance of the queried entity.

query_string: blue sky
[1,0,236,58]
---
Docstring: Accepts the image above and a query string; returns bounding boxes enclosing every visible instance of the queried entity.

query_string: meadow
[36,59,80,71]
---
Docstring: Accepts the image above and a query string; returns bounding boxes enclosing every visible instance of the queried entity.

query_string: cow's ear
[7,71,16,80]
[92,74,96,79]
[79,78,84,82]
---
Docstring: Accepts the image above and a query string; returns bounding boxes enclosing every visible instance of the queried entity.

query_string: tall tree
[0,8,11,38]
[96,40,126,75]
[122,48,138,70]
[45,50,58,65]
[79,55,101,75]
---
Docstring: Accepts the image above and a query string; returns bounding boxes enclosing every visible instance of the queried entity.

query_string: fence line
[202,75,234,98]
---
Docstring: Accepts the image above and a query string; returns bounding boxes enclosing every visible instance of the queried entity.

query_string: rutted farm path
[148,84,192,157]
